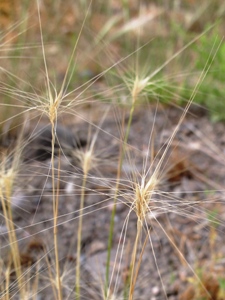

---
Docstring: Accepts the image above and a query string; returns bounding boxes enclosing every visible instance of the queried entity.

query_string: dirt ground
[1,102,225,299]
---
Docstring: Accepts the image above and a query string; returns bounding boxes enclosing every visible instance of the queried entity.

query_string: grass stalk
[51,122,62,300]
[105,79,138,297]
[0,129,26,299]
[0,177,24,299]
[128,220,141,300]
[75,147,94,299]
[76,172,88,299]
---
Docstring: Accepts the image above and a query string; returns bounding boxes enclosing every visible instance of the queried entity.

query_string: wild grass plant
[0,1,225,299]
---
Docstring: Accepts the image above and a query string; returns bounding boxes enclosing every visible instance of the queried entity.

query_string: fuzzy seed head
[83,150,93,175]
[75,149,96,175]
[48,92,63,124]
[134,175,158,223]
[131,75,150,104]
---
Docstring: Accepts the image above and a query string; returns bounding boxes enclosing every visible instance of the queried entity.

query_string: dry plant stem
[0,178,24,299]
[127,233,148,300]
[51,123,62,300]
[76,172,88,300]
[45,250,58,300]
[128,220,142,300]
[132,234,148,292]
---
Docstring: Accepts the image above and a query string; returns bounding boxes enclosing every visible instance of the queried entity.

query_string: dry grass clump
[0,1,225,300]
[0,130,26,299]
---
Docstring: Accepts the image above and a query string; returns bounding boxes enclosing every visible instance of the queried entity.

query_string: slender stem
[1,184,24,299]
[76,173,87,300]
[51,123,62,300]
[129,220,142,300]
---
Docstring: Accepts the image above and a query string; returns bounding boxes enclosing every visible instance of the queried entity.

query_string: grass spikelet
[0,127,25,298]
[131,76,150,105]
[134,174,158,224]
[128,175,159,300]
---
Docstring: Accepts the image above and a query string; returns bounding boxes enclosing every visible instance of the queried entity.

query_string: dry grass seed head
[134,174,159,223]
[131,75,150,104]
[74,148,96,175]
[0,128,24,204]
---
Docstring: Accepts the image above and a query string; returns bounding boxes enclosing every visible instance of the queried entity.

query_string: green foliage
[185,32,225,122]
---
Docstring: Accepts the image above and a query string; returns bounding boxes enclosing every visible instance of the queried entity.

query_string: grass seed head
[131,75,150,104]
[133,174,158,223]
[74,148,97,175]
